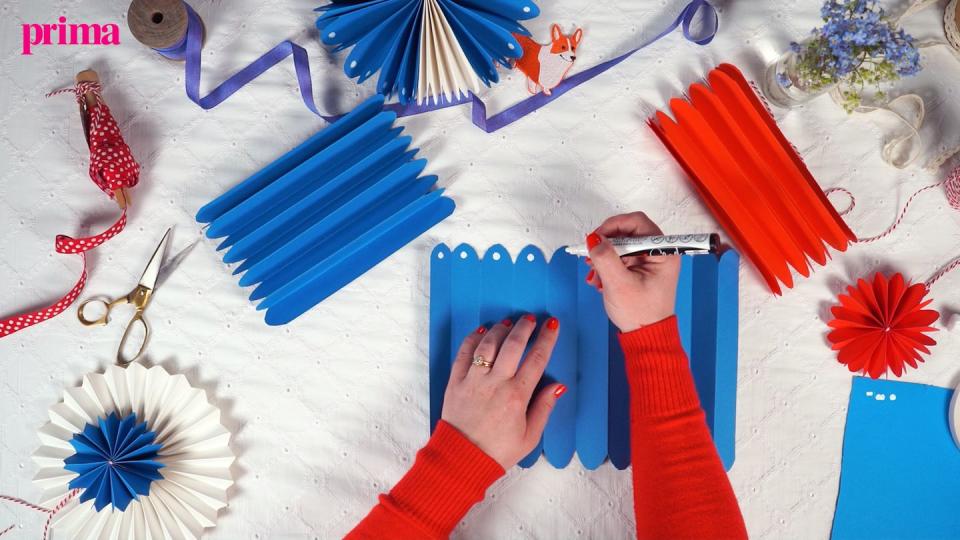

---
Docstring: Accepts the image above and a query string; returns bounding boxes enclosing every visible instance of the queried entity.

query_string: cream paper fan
[417,0,481,104]
[31,363,234,539]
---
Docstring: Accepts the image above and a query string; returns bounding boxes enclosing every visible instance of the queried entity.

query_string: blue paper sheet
[429,244,739,470]
[832,377,960,539]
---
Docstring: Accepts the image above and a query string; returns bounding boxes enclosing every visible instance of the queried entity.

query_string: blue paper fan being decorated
[64,412,164,512]
[317,0,540,104]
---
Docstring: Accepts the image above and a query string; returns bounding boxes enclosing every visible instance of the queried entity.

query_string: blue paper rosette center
[64,411,165,511]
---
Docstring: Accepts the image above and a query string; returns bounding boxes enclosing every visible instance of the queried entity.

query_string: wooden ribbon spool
[127,0,193,52]
[948,0,960,53]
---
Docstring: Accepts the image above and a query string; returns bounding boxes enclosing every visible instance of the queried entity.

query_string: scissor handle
[117,311,150,367]
[77,296,129,326]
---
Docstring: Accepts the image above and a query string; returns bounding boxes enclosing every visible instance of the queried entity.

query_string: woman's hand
[585,212,681,332]
[441,315,565,469]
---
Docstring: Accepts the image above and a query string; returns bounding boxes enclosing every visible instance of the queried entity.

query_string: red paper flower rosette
[827,272,939,378]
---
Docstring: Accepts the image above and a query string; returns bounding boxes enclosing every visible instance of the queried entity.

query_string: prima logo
[22,16,120,55]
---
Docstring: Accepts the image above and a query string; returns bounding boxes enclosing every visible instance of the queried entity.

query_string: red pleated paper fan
[827,272,939,379]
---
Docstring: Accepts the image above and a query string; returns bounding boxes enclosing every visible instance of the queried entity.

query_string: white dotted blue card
[832,377,960,538]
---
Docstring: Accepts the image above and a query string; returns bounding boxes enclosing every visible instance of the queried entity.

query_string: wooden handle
[128,0,188,49]
[76,69,99,109]
[75,69,99,151]
[955,0,960,34]
[75,69,129,210]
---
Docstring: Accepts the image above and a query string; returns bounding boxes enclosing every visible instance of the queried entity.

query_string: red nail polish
[475,326,487,335]
[501,318,513,327]
[586,269,595,282]
[586,232,601,250]
[554,384,567,398]
[547,317,559,330]
[523,314,536,323]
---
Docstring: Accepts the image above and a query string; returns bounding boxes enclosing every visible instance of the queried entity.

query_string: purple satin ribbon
[155,2,339,122]
[390,0,718,132]
[157,0,716,132]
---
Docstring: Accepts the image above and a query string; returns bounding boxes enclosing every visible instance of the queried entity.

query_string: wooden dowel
[75,69,129,210]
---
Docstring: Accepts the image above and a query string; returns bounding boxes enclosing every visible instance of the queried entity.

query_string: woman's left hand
[440,315,565,469]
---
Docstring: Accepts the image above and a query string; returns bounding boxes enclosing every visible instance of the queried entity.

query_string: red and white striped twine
[925,256,960,289]
[825,164,960,290]
[45,81,104,106]
[0,489,80,540]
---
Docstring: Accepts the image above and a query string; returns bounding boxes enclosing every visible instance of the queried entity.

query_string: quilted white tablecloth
[2,0,960,538]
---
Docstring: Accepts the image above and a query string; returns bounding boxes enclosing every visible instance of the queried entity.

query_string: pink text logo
[22,16,120,55]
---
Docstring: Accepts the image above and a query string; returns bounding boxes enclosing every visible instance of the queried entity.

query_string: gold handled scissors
[78,228,171,366]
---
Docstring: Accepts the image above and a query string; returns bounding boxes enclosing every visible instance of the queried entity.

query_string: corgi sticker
[513,24,583,95]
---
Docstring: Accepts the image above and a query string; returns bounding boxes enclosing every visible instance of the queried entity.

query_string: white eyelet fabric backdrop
[2,0,960,538]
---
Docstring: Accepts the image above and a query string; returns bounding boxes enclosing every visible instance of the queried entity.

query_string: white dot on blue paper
[328,32,336,39]
[460,251,468,259]
[350,60,357,69]
[890,394,896,400]
[526,253,535,262]
[508,43,515,50]
[492,252,501,261]
[437,252,444,259]
[523,6,531,12]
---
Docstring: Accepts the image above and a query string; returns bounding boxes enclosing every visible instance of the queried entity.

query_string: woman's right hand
[585,212,682,333]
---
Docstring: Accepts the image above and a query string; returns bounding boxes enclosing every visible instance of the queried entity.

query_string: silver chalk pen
[565,233,720,257]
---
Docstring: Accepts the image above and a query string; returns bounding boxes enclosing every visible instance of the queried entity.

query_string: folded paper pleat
[197,95,455,325]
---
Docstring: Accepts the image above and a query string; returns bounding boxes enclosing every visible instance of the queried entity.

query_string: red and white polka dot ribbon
[0,83,139,338]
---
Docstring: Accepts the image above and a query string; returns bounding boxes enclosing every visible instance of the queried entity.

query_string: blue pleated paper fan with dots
[316,0,539,104]
[64,412,164,512]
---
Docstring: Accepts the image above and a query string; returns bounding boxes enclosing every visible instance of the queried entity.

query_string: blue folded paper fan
[64,412,165,512]
[429,245,739,469]
[196,95,455,325]
[316,0,539,104]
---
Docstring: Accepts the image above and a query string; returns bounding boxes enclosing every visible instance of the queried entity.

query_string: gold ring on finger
[471,355,494,369]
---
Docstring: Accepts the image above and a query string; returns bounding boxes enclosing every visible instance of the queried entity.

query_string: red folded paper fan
[646,63,857,294]
[827,273,939,379]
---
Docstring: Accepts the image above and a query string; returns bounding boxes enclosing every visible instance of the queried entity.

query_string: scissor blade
[138,228,172,290]
[155,236,201,289]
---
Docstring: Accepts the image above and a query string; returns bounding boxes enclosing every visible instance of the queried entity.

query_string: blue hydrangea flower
[64,412,164,511]
[787,0,921,111]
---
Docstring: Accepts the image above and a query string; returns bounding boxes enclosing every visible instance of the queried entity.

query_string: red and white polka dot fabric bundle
[0,82,139,338]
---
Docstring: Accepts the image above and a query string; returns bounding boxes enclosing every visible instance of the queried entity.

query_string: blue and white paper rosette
[317,0,539,104]
[31,363,234,539]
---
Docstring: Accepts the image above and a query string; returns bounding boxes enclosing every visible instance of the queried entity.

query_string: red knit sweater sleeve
[619,315,747,540]
[346,420,504,539]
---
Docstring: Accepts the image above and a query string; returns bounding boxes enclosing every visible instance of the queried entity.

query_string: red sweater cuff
[618,315,701,416]
[377,420,504,537]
